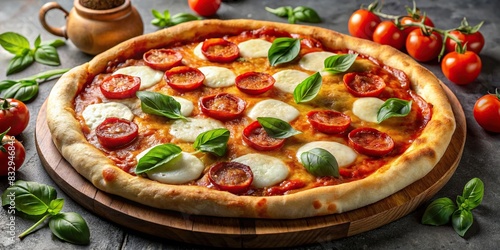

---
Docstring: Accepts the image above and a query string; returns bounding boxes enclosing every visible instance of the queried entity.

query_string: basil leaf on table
[7,51,34,75]
[2,80,39,101]
[421,197,457,226]
[377,98,412,123]
[0,31,30,55]
[193,128,230,156]
[34,44,61,66]
[265,6,291,17]
[451,209,473,237]
[461,177,484,210]
[49,212,90,245]
[48,198,65,216]
[135,143,183,174]
[300,148,339,177]
[268,37,300,66]
[171,13,202,25]
[1,180,57,215]
[293,6,321,23]
[323,53,358,74]
[257,117,301,139]
[151,9,201,28]
[136,91,187,120]
[293,72,322,103]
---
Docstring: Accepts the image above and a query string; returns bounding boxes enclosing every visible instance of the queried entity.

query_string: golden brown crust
[47,19,455,218]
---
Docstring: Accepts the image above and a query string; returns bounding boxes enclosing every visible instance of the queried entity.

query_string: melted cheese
[237,39,272,58]
[82,102,134,130]
[296,141,357,168]
[352,97,385,123]
[232,154,289,188]
[299,51,336,72]
[113,66,163,90]
[198,66,236,88]
[247,99,299,122]
[169,117,225,142]
[272,69,310,93]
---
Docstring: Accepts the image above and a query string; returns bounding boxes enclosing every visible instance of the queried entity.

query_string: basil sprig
[377,98,412,123]
[0,32,65,75]
[193,128,230,157]
[422,178,484,237]
[151,9,201,28]
[1,180,90,245]
[293,72,322,103]
[268,37,301,66]
[323,54,358,74]
[300,148,339,177]
[135,143,182,174]
[136,91,187,120]
[257,117,301,138]
[265,6,321,24]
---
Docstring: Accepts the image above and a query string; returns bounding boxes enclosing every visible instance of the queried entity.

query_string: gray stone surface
[0,0,499,249]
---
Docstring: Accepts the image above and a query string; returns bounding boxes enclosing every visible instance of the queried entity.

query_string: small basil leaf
[163,9,171,20]
[136,91,186,120]
[152,9,164,19]
[421,197,457,226]
[268,37,300,66]
[48,198,65,215]
[34,45,61,66]
[265,6,290,17]
[293,6,321,23]
[49,212,90,245]
[323,53,358,74]
[193,128,230,156]
[451,209,473,237]
[293,72,322,103]
[7,52,34,75]
[171,13,202,26]
[34,35,41,48]
[461,177,484,210]
[0,79,18,92]
[377,98,412,123]
[257,117,301,139]
[0,32,31,55]
[41,39,65,48]
[300,148,339,177]
[12,80,39,102]
[1,180,57,215]
[135,143,182,174]
[2,82,23,98]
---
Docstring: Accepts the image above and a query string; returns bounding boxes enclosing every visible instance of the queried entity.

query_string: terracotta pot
[39,0,143,55]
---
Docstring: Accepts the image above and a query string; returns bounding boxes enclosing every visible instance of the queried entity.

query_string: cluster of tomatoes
[0,98,29,176]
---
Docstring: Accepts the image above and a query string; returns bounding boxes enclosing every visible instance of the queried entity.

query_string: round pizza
[46,19,455,219]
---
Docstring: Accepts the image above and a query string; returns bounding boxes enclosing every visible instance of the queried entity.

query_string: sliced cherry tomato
[201,38,240,63]
[164,66,205,92]
[208,161,253,194]
[188,0,221,17]
[0,98,29,136]
[242,121,285,151]
[401,15,435,37]
[441,50,482,85]
[199,93,246,121]
[1,131,26,176]
[473,90,500,133]
[100,74,141,99]
[348,9,381,40]
[348,127,394,157]
[235,72,275,95]
[445,30,485,54]
[405,28,442,62]
[307,110,351,134]
[343,72,386,97]
[264,179,306,196]
[143,48,183,71]
[96,117,138,149]
[373,21,405,50]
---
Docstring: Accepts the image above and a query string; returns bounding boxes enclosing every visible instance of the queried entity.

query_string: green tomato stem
[18,214,51,239]
[21,68,69,83]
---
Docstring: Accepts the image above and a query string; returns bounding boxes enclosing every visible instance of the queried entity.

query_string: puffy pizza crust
[47,19,455,218]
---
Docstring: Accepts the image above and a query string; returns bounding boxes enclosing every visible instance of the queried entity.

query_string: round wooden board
[35,85,465,248]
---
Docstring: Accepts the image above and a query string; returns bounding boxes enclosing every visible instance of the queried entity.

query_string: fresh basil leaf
[135,143,182,174]
[377,98,412,123]
[1,180,57,215]
[0,79,17,92]
[268,37,300,66]
[7,52,34,75]
[293,6,321,23]
[265,6,291,17]
[171,13,202,26]
[49,212,90,245]
[34,35,41,48]
[300,148,339,177]
[193,128,230,156]
[461,177,484,210]
[136,91,186,120]
[257,117,301,138]
[421,197,457,226]
[34,45,61,66]
[41,39,65,48]
[48,198,64,216]
[0,32,31,55]
[451,209,473,237]
[293,72,322,103]
[10,80,39,102]
[152,9,164,19]
[323,53,358,74]
[22,68,70,82]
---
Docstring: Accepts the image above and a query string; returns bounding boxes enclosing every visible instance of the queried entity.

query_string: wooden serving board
[35,85,466,248]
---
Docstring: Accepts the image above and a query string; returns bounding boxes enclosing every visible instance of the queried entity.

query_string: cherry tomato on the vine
[373,20,405,50]
[405,28,442,62]
[1,130,26,176]
[188,0,221,17]
[445,30,485,55]
[473,90,500,133]
[401,15,435,37]
[0,98,30,136]
[441,50,482,85]
[348,9,381,40]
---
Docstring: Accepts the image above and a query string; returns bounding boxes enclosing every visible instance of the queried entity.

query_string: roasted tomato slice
[343,72,386,97]
[307,110,351,134]
[164,66,205,91]
[299,37,324,55]
[235,72,275,95]
[199,93,246,121]
[208,161,253,194]
[100,74,141,99]
[348,127,394,157]
[201,38,240,63]
[242,120,285,151]
[96,117,138,149]
[143,48,183,71]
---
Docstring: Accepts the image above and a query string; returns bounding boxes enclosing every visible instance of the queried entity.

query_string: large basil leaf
[7,52,34,75]
[0,32,31,55]
[49,212,90,245]
[451,209,473,237]
[1,180,57,215]
[2,80,39,102]
[34,44,61,66]
[135,143,183,174]
[421,197,457,226]
[136,91,186,120]
[377,98,412,123]
[461,177,484,210]
[193,128,230,156]
[323,53,358,74]
[268,37,300,66]
[257,117,301,139]
[293,72,322,103]
[293,6,321,23]
[300,148,339,177]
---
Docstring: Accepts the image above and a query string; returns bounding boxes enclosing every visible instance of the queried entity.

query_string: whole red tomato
[373,21,405,50]
[445,30,485,54]
[0,98,30,136]
[401,15,435,36]
[405,28,442,62]
[473,90,500,133]
[441,50,482,85]
[188,0,221,17]
[348,9,381,40]
[1,130,26,176]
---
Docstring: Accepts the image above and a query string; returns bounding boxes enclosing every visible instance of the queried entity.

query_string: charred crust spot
[313,200,322,209]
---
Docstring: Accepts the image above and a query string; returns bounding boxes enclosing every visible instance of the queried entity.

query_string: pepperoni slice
[143,48,183,71]
[343,72,386,97]
[199,93,246,121]
[99,74,141,99]
[96,117,138,149]
[235,72,275,95]
[307,110,351,134]
[208,162,253,194]
[348,127,394,157]
[201,38,240,63]
[164,66,205,92]
[242,121,285,151]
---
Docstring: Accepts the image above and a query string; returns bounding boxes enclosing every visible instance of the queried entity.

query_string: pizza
[46,19,455,219]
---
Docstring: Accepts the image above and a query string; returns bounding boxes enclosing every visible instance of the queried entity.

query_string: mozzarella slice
[272,69,310,93]
[198,66,236,88]
[299,51,336,72]
[232,154,289,188]
[352,97,385,123]
[237,39,272,58]
[169,117,225,142]
[296,141,357,168]
[82,102,134,130]
[193,42,207,60]
[113,66,163,90]
[248,99,299,122]
[171,96,194,117]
